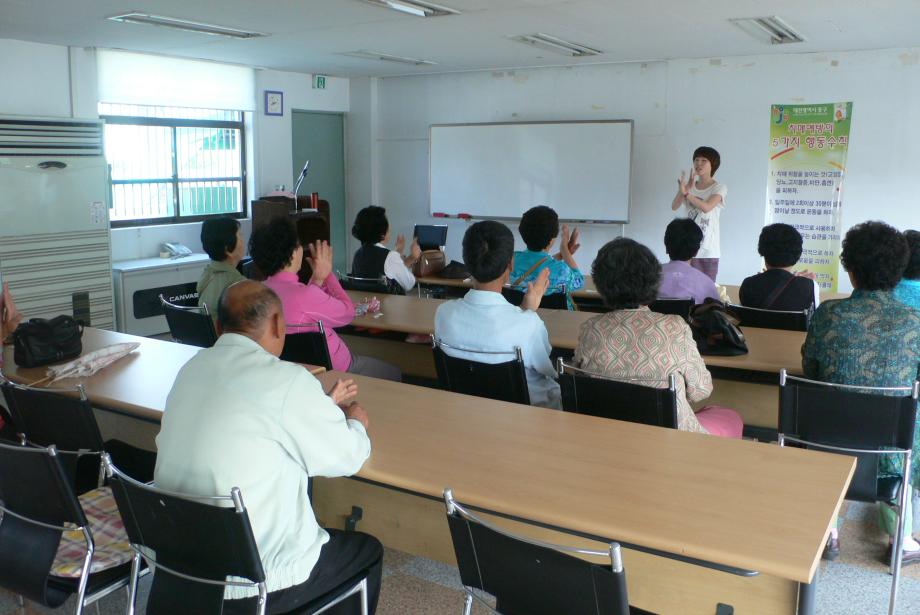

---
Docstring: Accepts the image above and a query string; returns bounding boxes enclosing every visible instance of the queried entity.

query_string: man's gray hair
[217,282,282,334]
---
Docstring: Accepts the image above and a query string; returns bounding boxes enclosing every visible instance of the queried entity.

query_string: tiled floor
[3,499,920,614]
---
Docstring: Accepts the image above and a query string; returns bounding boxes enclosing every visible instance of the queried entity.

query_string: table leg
[797,573,817,615]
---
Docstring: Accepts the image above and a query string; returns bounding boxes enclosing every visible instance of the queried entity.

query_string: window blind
[96,49,255,111]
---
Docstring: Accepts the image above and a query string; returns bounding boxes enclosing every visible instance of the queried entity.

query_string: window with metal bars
[99,103,246,227]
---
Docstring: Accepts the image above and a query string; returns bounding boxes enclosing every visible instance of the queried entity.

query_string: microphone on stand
[292,159,310,211]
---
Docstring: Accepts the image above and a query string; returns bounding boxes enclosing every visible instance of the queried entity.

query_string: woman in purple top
[658,219,720,305]
[249,218,400,381]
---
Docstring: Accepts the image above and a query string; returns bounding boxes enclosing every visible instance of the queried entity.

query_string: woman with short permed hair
[574,238,743,438]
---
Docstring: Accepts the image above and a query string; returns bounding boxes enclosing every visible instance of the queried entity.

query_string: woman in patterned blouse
[803,221,920,564]
[574,238,743,438]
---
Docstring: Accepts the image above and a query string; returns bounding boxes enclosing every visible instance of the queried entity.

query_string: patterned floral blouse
[802,289,920,486]
[574,308,712,434]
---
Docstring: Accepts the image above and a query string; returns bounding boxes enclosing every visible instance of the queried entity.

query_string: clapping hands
[522,268,550,311]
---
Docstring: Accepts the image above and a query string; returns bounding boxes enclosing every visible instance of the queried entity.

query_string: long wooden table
[345,290,803,430]
[2,329,855,614]
[312,370,853,615]
[418,273,599,299]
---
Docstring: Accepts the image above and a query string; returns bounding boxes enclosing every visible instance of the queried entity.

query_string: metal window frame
[100,113,248,228]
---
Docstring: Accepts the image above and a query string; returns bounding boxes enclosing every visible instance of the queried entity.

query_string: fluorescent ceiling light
[358,0,460,17]
[511,33,602,58]
[107,12,267,39]
[342,50,438,66]
[730,16,805,45]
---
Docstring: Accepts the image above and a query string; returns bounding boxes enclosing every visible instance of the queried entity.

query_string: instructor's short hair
[463,221,514,283]
[840,221,909,291]
[693,146,721,176]
[664,219,703,261]
[758,223,803,268]
[518,206,559,252]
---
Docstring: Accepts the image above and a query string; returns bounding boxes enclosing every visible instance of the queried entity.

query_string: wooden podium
[250,196,330,283]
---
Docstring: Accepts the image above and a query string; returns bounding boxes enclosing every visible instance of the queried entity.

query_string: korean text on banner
[767,102,853,292]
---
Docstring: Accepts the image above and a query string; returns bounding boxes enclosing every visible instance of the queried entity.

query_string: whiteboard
[429,121,632,222]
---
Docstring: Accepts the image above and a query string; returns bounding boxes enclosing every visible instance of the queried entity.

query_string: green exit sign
[313,75,327,89]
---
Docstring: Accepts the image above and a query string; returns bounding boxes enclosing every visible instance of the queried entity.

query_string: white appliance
[112,254,210,336]
[0,117,115,329]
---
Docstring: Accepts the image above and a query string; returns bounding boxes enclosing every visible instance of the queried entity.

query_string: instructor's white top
[683,181,727,259]
[155,333,371,598]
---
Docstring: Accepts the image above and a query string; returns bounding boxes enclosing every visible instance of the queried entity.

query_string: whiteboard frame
[428,119,634,224]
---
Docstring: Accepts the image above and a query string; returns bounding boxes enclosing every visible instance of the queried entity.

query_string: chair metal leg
[888,454,911,615]
[359,577,369,615]
[462,592,473,615]
[126,552,142,615]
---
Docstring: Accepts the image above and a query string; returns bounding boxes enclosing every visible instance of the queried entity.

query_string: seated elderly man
[155,280,382,614]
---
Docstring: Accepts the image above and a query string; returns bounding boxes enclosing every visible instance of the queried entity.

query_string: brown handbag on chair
[414,250,447,277]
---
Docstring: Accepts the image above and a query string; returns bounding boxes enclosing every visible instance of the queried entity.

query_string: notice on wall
[767,102,852,292]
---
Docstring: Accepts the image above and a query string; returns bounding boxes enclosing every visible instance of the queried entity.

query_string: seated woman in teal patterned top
[802,221,920,564]
[510,206,584,310]
[894,230,920,311]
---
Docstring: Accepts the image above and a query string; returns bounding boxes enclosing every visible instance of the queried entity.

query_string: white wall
[254,69,349,197]
[0,39,342,261]
[0,38,72,117]
[352,47,920,291]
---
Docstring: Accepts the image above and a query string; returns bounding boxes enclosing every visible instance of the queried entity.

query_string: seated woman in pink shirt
[250,218,400,381]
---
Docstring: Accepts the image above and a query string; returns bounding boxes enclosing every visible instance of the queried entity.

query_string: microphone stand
[292,159,310,211]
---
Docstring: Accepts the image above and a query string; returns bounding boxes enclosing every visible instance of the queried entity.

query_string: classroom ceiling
[1,0,918,77]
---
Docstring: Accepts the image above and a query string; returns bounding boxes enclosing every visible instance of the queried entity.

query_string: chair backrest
[159,295,218,348]
[0,442,87,603]
[280,321,332,370]
[104,457,266,615]
[649,298,694,321]
[432,339,530,405]
[727,303,811,331]
[341,273,402,295]
[557,360,679,429]
[501,285,569,310]
[0,380,105,493]
[778,371,919,502]
[443,488,631,615]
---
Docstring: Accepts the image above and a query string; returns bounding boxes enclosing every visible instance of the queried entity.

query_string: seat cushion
[50,486,132,577]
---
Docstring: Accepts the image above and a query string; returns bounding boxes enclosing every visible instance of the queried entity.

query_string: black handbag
[12,316,84,368]
[689,299,748,356]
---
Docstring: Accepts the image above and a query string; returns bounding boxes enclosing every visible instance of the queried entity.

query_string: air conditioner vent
[0,117,104,157]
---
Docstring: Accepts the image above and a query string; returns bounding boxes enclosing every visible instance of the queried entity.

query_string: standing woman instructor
[671,146,726,281]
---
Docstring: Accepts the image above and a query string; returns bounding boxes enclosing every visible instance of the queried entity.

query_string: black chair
[159,294,218,347]
[0,379,155,493]
[341,273,402,295]
[280,321,333,370]
[649,298,694,321]
[0,442,135,615]
[443,488,652,615]
[104,456,368,615]
[777,370,919,615]
[432,338,530,405]
[557,359,679,429]
[501,284,569,310]
[727,303,812,331]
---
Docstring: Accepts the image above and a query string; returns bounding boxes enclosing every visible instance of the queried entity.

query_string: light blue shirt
[434,289,561,409]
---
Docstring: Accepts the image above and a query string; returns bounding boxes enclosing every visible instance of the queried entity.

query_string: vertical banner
[767,102,852,292]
